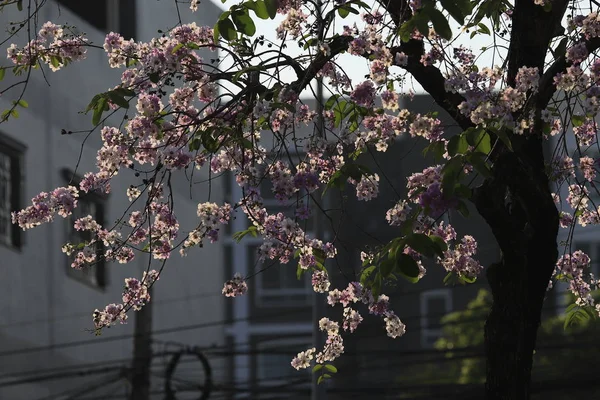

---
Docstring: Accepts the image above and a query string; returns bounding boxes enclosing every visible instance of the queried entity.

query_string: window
[249,244,311,307]
[256,337,311,386]
[0,134,25,249]
[224,160,315,307]
[63,170,107,289]
[573,241,600,277]
[420,289,452,348]
[572,149,600,203]
[56,0,136,40]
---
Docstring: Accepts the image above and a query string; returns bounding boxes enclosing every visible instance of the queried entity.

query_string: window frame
[419,288,453,348]
[224,157,315,308]
[55,0,137,40]
[573,240,600,277]
[255,336,312,387]
[247,241,312,308]
[0,133,25,250]
[62,169,108,290]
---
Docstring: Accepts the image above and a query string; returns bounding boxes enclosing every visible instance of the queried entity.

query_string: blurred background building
[0,1,226,399]
[1,1,599,399]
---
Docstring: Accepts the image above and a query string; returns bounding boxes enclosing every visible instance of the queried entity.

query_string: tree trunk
[474,136,559,399]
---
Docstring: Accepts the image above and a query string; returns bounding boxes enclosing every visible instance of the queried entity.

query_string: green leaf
[439,0,466,24]
[325,170,346,194]
[554,37,568,58]
[468,152,492,178]
[232,226,258,242]
[264,0,277,19]
[360,265,376,285]
[114,88,136,97]
[218,10,231,21]
[563,304,596,330]
[413,11,430,37]
[395,253,421,283]
[477,22,491,35]
[443,272,458,285]
[337,5,358,18]
[313,248,326,265]
[423,140,446,161]
[213,21,221,43]
[17,0,23,11]
[0,68,5,81]
[429,8,453,40]
[571,114,586,127]
[149,72,160,83]
[50,56,61,69]
[460,274,477,284]
[218,18,237,41]
[489,126,513,151]
[324,364,338,373]
[107,91,129,109]
[405,233,438,258]
[466,128,491,154]
[441,156,463,199]
[447,134,469,157]
[17,99,28,108]
[398,20,415,42]
[429,235,448,255]
[231,9,256,36]
[92,98,107,126]
[380,258,396,278]
[171,43,184,54]
[313,364,323,373]
[247,0,270,19]
[324,94,340,110]
[371,273,382,298]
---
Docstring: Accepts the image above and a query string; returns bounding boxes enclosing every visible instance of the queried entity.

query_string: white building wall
[0,1,227,398]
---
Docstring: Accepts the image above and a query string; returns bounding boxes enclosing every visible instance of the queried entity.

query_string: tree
[411,288,600,398]
[2,0,600,398]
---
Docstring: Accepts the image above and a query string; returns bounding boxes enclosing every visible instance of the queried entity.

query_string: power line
[0,291,224,331]
[0,307,307,359]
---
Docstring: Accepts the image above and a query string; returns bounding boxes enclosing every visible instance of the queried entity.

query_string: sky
[208,0,501,96]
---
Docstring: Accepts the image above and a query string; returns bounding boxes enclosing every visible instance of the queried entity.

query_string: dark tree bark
[472,0,567,398]
[307,0,576,396]
[474,138,559,399]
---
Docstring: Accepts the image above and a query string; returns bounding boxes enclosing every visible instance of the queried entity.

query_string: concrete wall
[0,1,227,398]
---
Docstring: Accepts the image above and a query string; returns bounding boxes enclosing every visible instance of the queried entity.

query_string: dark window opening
[63,170,108,289]
[0,133,25,249]
[56,0,136,40]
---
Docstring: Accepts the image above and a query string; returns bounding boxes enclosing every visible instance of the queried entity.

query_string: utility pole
[130,287,153,400]
[312,2,326,397]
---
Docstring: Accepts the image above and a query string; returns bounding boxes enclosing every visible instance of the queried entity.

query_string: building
[218,93,504,399]
[0,1,227,399]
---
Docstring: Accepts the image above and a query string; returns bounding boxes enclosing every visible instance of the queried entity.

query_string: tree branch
[507,0,569,84]
[538,36,600,110]
[391,42,472,129]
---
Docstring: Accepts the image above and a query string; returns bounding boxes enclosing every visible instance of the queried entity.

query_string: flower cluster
[7,22,87,71]
[554,251,598,310]
[352,173,380,201]
[440,235,483,278]
[222,273,249,297]
[312,270,331,293]
[12,186,79,229]
[93,270,159,330]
